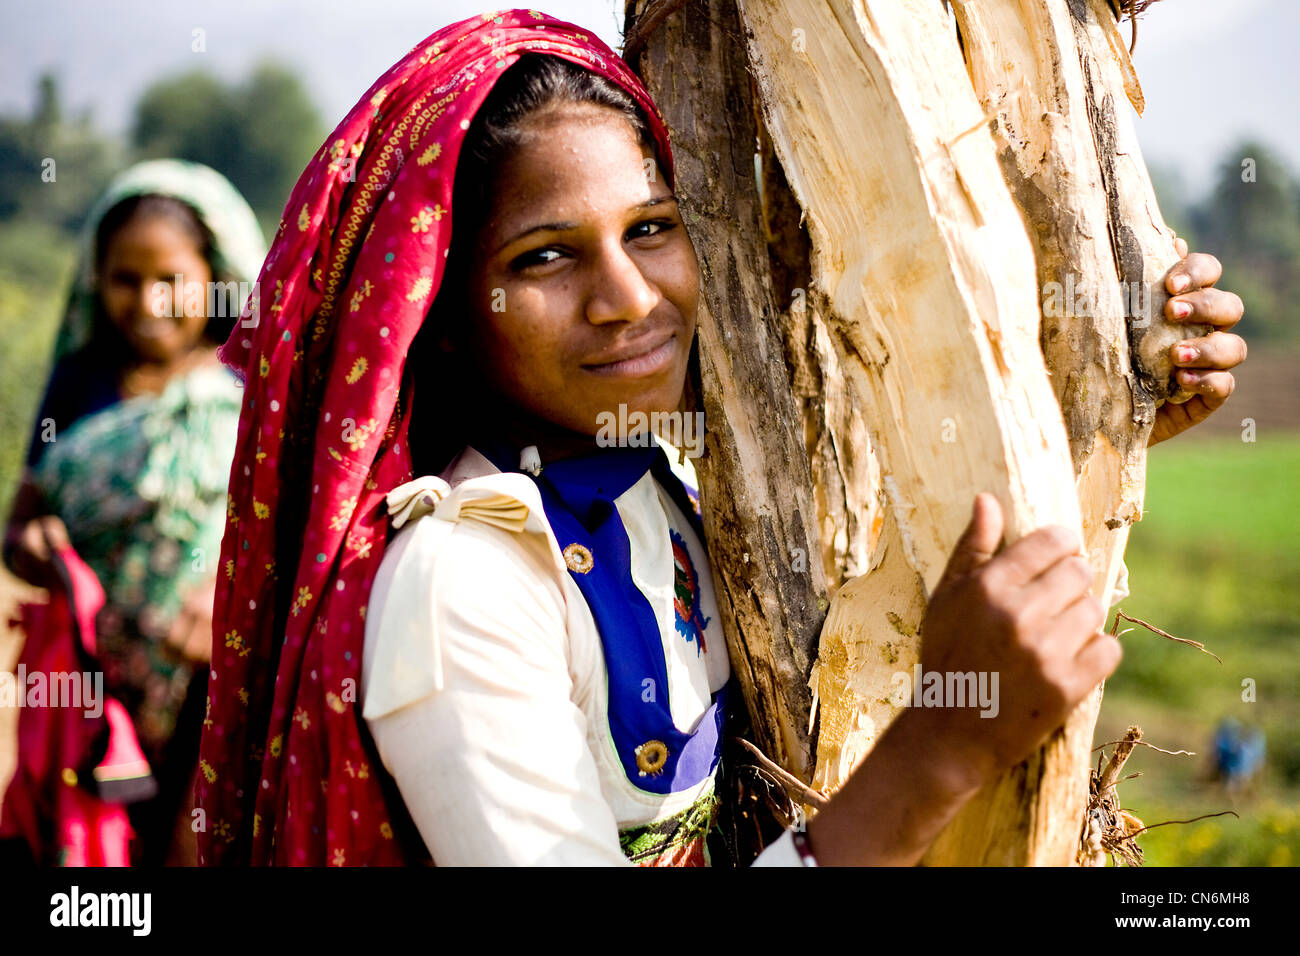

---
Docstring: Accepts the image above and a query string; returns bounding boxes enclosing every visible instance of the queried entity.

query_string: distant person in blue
[1211,718,1266,798]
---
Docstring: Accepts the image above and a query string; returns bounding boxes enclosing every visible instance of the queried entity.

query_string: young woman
[3,159,266,864]
[199,10,1246,866]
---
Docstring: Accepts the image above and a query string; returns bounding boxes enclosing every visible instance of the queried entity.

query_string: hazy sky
[1,0,1296,197]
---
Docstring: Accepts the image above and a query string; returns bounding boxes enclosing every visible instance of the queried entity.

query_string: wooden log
[734,0,1102,866]
[625,0,1187,864]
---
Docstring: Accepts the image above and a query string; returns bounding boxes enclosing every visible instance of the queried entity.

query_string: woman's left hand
[1149,238,1247,446]
[165,579,216,664]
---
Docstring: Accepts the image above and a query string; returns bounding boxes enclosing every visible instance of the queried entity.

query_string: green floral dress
[32,362,242,759]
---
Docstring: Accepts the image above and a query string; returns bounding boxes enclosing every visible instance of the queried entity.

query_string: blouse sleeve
[361,505,634,866]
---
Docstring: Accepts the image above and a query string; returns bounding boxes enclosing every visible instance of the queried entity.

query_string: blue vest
[470,436,737,795]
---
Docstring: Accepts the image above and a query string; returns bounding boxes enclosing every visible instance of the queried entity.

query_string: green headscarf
[54,158,267,364]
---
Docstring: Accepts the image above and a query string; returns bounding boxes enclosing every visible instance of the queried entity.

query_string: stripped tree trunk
[625,0,831,781]
[624,0,1193,864]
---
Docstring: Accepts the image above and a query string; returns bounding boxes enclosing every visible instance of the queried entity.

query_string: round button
[634,740,669,777]
[563,543,594,574]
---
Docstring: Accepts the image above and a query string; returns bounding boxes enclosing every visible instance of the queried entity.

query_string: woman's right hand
[3,514,72,589]
[915,492,1122,789]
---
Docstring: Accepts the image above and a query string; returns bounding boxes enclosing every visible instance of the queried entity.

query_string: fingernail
[1171,274,1190,293]
[1172,301,1191,318]
[1176,345,1197,363]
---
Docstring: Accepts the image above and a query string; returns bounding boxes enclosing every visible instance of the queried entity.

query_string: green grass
[0,218,74,520]
[1096,432,1300,866]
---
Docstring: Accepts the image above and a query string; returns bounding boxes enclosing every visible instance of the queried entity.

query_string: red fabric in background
[200,8,676,865]
[1,547,154,866]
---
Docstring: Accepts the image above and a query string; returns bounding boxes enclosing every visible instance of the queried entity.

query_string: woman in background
[2,159,265,864]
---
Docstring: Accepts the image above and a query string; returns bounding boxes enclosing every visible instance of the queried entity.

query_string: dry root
[1080,725,1148,866]
[1109,0,1168,55]
[1079,723,1240,866]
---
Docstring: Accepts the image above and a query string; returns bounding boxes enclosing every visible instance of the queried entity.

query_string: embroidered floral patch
[670,528,711,654]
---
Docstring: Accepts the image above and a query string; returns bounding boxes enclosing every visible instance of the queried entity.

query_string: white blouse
[360,441,804,866]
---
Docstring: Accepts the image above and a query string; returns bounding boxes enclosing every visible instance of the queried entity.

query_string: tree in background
[0,73,120,231]
[1191,140,1300,343]
[131,72,234,174]
[132,63,326,233]
[1147,162,1200,251]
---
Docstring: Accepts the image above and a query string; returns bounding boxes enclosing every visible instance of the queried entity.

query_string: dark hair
[92,193,231,348]
[409,54,663,475]
[450,53,657,241]
[94,194,213,272]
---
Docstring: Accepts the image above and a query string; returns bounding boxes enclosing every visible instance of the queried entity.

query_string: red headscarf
[198,8,676,865]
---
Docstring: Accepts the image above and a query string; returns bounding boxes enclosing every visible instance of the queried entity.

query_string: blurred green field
[0,219,73,523]
[1096,432,1300,866]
